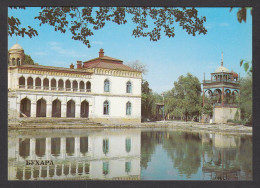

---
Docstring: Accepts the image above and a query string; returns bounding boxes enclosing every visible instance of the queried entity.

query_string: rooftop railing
[203,79,240,84]
[18,85,91,93]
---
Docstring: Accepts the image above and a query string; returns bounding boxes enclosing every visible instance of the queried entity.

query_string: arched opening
[80,137,88,155]
[51,79,56,90]
[104,79,110,92]
[80,81,84,92]
[103,100,109,115]
[19,138,30,159]
[72,80,78,91]
[66,137,75,156]
[19,76,25,88]
[27,77,33,89]
[35,138,46,157]
[36,98,46,117]
[58,79,64,91]
[51,138,60,157]
[126,101,132,115]
[86,81,91,92]
[20,98,31,117]
[43,78,49,90]
[35,77,41,89]
[66,80,71,91]
[67,100,75,117]
[17,58,21,66]
[12,58,15,66]
[126,81,132,93]
[225,89,231,104]
[52,99,61,117]
[213,89,222,104]
[81,100,89,118]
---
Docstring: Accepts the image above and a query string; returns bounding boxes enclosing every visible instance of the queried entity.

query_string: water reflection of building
[201,133,243,180]
[8,129,141,180]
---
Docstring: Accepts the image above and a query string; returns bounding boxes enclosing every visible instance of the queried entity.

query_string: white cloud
[47,41,88,59]
[91,41,103,45]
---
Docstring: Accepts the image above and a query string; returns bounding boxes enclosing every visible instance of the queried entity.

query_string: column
[75,103,81,118]
[25,77,28,89]
[203,88,205,107]
[41,79,44,90]
[75,137,80,158]
[16,102,20,118]
[49,80,51,90]
[30,138,36,160]
[61,103,67,117]
[46,137,51,160]
[31,102,36,117]
[60,137,66,159]
[221,86,224,107]
[46,102,52,117]
[33,78,35,89]
[63,81,65,91]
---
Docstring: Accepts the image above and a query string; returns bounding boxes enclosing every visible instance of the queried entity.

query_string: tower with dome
[202,53,240,123]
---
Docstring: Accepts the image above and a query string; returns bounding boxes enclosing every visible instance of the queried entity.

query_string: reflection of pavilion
[201,133,242,180]
[8,129,141,180]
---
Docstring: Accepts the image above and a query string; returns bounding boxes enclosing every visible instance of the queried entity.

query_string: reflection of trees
[238,135,252,178]
[140,132,158,169]
[141,130,252,179]
[163,132,202,178]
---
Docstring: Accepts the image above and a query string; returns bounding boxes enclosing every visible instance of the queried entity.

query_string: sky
[8,7,252,93]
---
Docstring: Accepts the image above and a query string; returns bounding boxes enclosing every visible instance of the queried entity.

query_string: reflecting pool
[8,128,252,180]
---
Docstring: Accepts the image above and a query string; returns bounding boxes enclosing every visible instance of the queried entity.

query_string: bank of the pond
[8,118,252,134]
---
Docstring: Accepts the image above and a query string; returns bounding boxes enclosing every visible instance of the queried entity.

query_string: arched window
[43,78,49,90]
[104,79,110,92]
[103,100,109,115]
[126,81,132,93]
[86,81,91,92]
[51,79,56,90]
[19,77,25,88]
[125,138,131,152]
[35,77,41,89]
[79,81,84,92]
[103,139,109,155]
[126,101,131,115]
[27,77,33,89]
[72,80,78,91]
[58,79,64,91]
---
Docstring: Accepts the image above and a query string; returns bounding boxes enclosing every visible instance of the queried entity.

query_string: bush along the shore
[227,119,251,126]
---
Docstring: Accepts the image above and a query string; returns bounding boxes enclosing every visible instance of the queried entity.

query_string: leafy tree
[167,73,202,121]
[24,54,38,65]
[9,7,207,47]
[239,75,252,125]
[202,103,213,117]
[141,80,155,120]
[127,60,148,75]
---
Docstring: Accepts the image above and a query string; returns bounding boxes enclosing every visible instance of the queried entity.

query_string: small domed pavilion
[202,53,240,123]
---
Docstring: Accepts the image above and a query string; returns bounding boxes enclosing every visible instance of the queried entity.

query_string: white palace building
[8,43,142,123]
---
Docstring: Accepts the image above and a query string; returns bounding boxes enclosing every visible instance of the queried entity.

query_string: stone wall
[213,107,240,124]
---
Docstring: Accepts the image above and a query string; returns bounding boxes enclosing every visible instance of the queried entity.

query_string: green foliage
[234,109,240,121]
[202,103,213,116]
[239,76,252,125]
[165,73,202,121]
[240,59,252,73]
[24,54,37,65]
[9,7,207,47]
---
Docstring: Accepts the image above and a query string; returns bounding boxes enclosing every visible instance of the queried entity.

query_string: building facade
[8,43,142,123]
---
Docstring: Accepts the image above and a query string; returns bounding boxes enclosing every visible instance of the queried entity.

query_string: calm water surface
[8,128,252,180]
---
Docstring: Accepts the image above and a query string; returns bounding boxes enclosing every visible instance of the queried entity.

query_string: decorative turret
[8,42,25,66]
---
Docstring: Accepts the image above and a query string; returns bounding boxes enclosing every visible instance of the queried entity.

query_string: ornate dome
[215,66,230,73]
[9,43,24,51]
